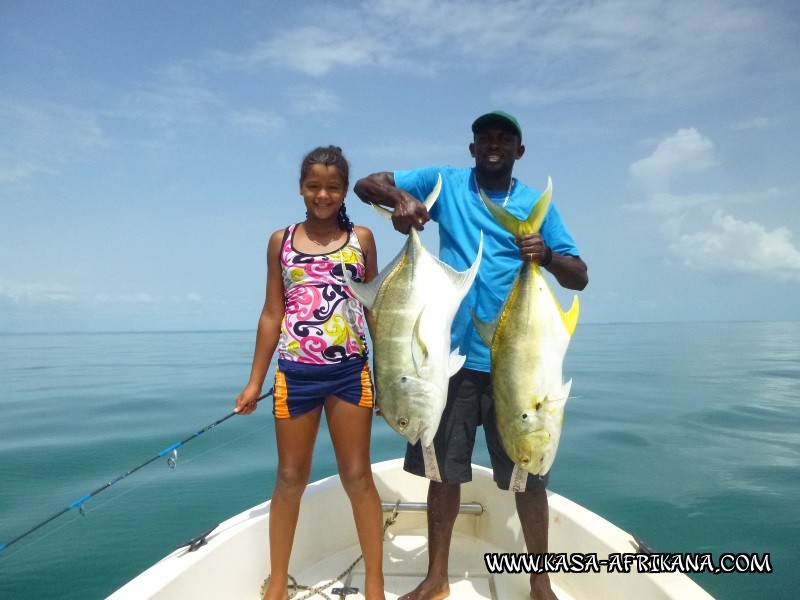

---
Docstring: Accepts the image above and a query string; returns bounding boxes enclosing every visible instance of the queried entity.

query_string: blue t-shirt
[393,166,580,372]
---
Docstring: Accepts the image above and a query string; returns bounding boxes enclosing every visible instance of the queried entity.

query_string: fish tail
[371,173,442,219]
[479,177,552,236]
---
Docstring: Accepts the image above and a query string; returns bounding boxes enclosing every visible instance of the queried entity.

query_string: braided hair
[300,145,355,232]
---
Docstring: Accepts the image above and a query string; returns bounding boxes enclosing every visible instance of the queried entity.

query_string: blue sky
[2,0,799,332]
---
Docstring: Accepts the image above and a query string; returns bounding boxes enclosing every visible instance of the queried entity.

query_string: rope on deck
[261,500,401,600]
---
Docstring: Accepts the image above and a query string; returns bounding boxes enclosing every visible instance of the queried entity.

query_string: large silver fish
[473,178,579,476]
[344,175,483,448]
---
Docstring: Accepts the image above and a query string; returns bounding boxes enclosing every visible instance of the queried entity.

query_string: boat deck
[287,528,575,600]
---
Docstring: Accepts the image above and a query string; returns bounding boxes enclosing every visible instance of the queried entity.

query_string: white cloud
[630,188,782,215]
[206,0,784,111]
[627,129,799,283]
[229,109,285,135]
[629,128,715,193]
[231,26,389,76]
[731,117,771,131]
[0,98,110,185]
[669,210,800,282]
[286,88,343,115]
[0,281,76,303]
[0,281,206,307]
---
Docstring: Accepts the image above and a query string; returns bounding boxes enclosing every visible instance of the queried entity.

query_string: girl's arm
[235,230,286,414]
[354,225,378,336]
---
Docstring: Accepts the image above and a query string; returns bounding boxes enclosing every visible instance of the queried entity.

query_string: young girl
[235,146,385,600]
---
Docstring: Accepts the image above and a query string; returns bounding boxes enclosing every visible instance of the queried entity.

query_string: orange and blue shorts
[272,357,374,418]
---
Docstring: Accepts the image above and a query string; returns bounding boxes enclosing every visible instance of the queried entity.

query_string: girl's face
[300,163,347,222]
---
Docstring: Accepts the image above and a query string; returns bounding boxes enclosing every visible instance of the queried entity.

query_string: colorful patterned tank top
[278,224,369,365]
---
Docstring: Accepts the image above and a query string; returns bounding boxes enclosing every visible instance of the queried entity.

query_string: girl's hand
[235,384,263,415]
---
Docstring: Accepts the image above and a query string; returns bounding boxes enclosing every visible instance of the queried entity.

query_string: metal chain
[262,500,401,600]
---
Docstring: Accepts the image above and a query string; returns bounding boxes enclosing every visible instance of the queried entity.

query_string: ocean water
[0,323,798,599]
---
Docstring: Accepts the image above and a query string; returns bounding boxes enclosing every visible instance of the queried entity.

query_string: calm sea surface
[1,323,798,599]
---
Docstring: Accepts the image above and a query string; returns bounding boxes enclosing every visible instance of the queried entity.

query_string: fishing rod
[0,388,274,553]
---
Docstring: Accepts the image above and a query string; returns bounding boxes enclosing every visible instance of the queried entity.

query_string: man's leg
[399,481,461,600]
[400,370,484,600]
[516,489,558,600]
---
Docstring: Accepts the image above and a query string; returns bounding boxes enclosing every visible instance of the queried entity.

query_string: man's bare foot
[529,572,559,600]
[398,577,450,600]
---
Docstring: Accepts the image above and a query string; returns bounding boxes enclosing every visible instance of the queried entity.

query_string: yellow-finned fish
[473,178,579,477]
[344,175,483,448]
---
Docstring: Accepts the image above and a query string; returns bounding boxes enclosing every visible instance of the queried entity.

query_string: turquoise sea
[1,323,798,599]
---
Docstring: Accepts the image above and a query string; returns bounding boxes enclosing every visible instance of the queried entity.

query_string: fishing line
[0,422,271,565]
[84,420,272,516]
[0,389,274,554]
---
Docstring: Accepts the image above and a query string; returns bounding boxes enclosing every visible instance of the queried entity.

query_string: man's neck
[474,169,514,193]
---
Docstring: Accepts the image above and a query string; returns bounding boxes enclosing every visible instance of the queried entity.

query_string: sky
[1,0,799,332]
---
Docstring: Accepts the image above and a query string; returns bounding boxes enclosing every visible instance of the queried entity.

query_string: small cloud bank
[628,128,800,283]
[0,280,203,308]
[669,211,800,282]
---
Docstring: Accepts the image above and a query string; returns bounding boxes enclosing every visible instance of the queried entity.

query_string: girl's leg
[324,396,385,600]
[263,407,323,600]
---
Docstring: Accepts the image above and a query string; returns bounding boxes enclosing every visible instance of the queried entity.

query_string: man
[354,111,588,600]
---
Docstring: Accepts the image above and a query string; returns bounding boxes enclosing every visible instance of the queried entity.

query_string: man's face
[470,124,524,176]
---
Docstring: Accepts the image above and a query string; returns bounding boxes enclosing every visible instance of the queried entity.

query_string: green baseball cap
[471,110,522,141]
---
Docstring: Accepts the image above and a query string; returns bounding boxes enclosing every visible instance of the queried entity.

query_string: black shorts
[404,368,548,492]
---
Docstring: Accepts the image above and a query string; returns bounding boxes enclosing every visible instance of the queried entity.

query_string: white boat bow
[108,459,714,599]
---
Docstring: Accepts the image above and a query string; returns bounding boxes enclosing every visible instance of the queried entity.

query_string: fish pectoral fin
[411,308,430,377]
[341,257,381,309]
[561,380,573,403]
[447,348,466,376]
[471,310,498,346]
[560,295,580,337]
[543,382,571,415]
[345,239,410,309]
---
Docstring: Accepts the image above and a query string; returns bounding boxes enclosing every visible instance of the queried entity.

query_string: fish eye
[398,418,409,428]
[520,457,529,466]
[521,413,529,421]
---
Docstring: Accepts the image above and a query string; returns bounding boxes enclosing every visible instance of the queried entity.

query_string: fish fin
[447,348,466,376]
[548,380,572,416]
[429,230,483,299]
[479,177,553,236]
[422,173,442,211]
[343,235,411,308]
[411,307,430,377]
[471,310,497,346]
[371,173,441,218]
[371,203,394,220]
[560,295,580,337]
[562,379,573,402]
[341,257,382,309]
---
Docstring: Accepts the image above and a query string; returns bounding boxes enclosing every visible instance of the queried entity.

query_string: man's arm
[518,233,588,291]
[545,253,588,291]
[354,172,431,234]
